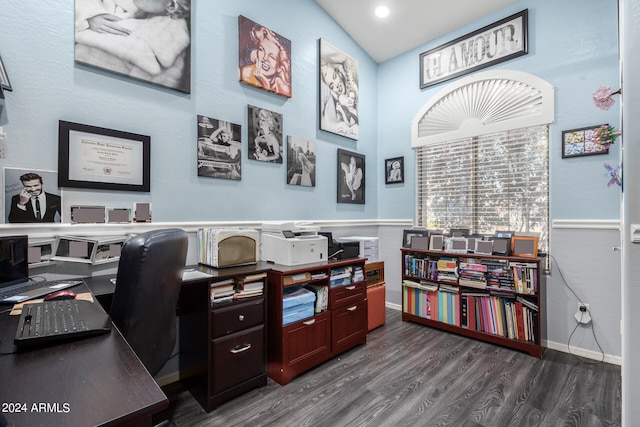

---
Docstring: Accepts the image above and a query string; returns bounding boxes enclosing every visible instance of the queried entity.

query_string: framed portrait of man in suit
[4,168,63,223]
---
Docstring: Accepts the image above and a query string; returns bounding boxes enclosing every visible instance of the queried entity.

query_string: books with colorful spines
[461,294,468,328]
[305,284,328,313]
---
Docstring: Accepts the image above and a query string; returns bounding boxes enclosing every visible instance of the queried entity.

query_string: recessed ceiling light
[375,5,390,19]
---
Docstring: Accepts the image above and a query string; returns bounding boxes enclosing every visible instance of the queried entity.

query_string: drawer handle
[347,306,357,311]
[346,286,356,291]
[230,344,252,354]
[303,319,316,325]
[238,314,245,321]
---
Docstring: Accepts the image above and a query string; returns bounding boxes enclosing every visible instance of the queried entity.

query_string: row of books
[210,272,266,305]
[461,293,538,342]
[329,265,364,287]
[405,254,538,295]
[402,280,539,343]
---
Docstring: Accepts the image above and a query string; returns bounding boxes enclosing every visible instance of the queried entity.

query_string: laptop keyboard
[0,281,46,299]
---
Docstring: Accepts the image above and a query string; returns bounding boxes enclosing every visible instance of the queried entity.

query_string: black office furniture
[110,228,188,376]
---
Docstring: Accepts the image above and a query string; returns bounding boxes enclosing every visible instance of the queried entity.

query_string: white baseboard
[384,302,621,365]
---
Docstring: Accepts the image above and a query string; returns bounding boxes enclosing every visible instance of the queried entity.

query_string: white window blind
[416,125,549,253]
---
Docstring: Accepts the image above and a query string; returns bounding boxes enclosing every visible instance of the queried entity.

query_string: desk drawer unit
[211,325,264,394]
[330,281,366,309]
[211,298,264,338]
[332,299,367,354]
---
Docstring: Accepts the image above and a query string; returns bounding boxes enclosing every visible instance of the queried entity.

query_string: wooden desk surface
[0,282,168,427]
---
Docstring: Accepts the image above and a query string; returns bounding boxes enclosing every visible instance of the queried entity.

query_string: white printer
[261,222,328,266]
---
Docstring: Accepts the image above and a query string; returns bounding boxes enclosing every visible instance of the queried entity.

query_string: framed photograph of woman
[319,39,359,140]
[197,115,241,180]
[337,149,365,204]
[74,0,192,93]
[385,156,404,184]
[287,136,316,187]
[238,15,291,98]
[248,105,283,163]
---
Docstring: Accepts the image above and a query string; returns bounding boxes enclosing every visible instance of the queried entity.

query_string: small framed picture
[0,54,12,91]
[511,236,539,258]
[385,156,404,184]
[402,229,428,248]
[562,125,609,158]
[337,148,365,204]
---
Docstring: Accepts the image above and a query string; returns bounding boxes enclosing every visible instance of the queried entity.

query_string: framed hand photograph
[337,149,365,204]
[385,156,404,184]
[58,121,150,192]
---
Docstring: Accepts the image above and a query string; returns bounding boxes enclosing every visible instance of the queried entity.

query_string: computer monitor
[0,235,29,289]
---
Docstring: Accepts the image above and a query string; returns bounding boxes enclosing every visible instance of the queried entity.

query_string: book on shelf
[244,272,267,282]
[305,284,328,313]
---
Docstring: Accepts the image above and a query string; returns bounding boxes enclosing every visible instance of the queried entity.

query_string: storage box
[338,236,379,262]
[283,303,315,325]
[282,287,316,309]
[367,283,386,331]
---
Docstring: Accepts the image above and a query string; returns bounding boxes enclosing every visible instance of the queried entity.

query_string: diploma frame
[58,121,150,192]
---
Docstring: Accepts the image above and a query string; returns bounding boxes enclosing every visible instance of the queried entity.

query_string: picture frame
[429,234,444,251]
[562,124,610,158]
[511,236,539,258]
[0,54,12,91]
[287,136,316,187]
[319,39,359,140]
[58,120,150,192]
[238,15,292,98]
[4,168,62,224]
[337,148,365,204]
[197,115,242,180]
[74,0,192,93]
[385,156,404,184]
[402,229,428,248]
[248,105,283,163]
[489,236,512,256]
[419,9,528,89]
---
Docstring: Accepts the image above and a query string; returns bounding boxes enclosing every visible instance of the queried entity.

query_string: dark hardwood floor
[162,308,621,427]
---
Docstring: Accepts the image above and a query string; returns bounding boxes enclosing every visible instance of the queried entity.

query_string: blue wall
[0,0,620,224]
[0,0,379,222]
[377,0,620,221]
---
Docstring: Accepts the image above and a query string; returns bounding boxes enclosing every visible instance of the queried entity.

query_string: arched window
[411,70,554,253]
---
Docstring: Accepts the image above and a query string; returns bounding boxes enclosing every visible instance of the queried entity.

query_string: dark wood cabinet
[267,259,368,385]
[179,264,271,412]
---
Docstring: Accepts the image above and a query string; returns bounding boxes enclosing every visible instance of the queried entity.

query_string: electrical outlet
[575,303,592,324]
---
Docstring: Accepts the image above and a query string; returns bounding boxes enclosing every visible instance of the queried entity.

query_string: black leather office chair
[110,228,188,377]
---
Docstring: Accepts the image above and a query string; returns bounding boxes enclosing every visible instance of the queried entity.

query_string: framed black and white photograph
[420,9,528,89]
[319,39,359,140]
[337,148,365,204]
[287,136,316,187]
[248,105,283,163]
[58,120,150,192]
[385,156,404,184]
[4,168,62,223]
[197,115,241,180]
[0,54,12,91]
[74,0,192,93]
[238,15,292,98]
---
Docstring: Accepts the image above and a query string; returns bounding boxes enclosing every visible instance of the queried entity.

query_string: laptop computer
[0,235,82,304]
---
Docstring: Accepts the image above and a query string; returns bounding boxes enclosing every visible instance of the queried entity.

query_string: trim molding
[552,219,620,230]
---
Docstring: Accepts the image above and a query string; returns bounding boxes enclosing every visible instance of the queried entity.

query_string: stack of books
[458,258,488,289]
[330,266,353,287]
[305,284,328,313]
[235,272,266,299]
[210,279,235,305]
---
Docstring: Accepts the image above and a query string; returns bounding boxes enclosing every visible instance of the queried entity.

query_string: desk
[0,282,168,427]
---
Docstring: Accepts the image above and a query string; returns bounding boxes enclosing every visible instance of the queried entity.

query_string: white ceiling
[314,0,518,63]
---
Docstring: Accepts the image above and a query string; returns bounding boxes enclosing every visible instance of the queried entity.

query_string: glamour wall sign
[419,9,528,89]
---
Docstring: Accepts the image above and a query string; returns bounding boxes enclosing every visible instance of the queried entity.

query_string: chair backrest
[110,228,188,376]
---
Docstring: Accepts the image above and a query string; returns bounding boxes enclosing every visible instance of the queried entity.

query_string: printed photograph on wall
[385,156,404,184]
[74,0,192,93]
[319,39,359,140]
[562,124,610,158]
[286,136,316,187]
[337,149,365,204]
[197,115,241,180]
[4,168,62,223]
[238,15,291,98]
[248,105,283,163]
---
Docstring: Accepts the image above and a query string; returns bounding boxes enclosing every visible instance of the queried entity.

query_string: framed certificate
[58,121,150,192]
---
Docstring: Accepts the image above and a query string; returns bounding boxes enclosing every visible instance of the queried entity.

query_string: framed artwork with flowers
[561,124,618,158]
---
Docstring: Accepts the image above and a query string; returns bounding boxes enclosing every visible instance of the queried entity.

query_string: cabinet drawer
[283,311,331,368]
[211,298,264,338]
[211,325,264,394]
[332,299,367,354]
[330,281,366,309]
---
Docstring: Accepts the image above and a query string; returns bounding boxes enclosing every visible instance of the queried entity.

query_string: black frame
[419,9,528,89]
[402,229,428,248]
[0,54,12,91]
[562,124,610,158]
[337,148,365,204]
[385,156,404,184]
[58,120,150,192]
